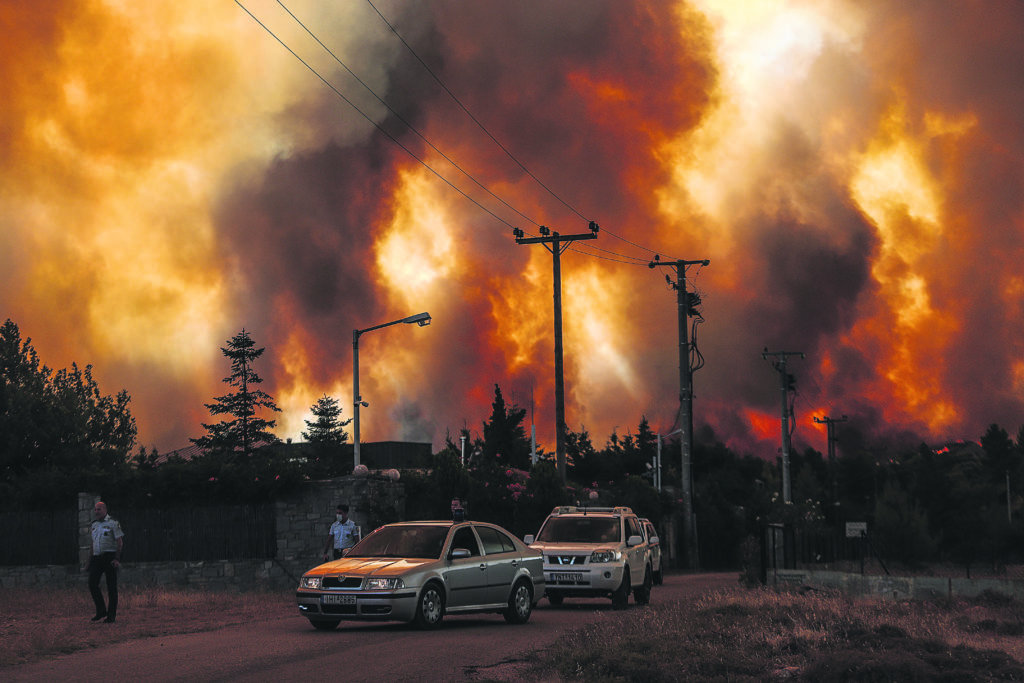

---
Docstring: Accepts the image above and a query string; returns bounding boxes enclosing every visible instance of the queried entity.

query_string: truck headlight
[589,549,621,563]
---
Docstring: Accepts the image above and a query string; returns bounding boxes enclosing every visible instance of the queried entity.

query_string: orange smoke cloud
[3,0,1024,464]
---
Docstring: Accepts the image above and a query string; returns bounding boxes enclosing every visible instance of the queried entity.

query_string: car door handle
[478,563,487,571]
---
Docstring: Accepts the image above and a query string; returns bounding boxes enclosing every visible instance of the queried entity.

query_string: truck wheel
[611,572,630,610]
[634,566,653,605]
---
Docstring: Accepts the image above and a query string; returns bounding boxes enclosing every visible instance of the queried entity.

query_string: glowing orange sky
[3,1,1024,461]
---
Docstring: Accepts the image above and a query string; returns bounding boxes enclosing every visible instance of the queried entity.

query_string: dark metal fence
[0,505,276,566]
[121,505,277,562]
[0,509,78,565]
[761,524,1024,581]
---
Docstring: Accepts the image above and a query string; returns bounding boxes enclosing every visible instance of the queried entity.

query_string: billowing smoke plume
[2,0,1023,462]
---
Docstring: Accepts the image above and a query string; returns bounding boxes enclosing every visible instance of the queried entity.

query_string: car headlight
[364,577,405,591]
[300,576,322,589]
[589,549,621,563]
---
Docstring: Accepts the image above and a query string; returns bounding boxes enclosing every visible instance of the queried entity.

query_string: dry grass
[519,588,1024,682]
[0,584,293,668]
[7,584,1024,681]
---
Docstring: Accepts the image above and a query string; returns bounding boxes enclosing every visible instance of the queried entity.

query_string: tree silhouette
[982,423,1021,487]
[481,384,531,470]
[192,328,279,458]
[0,318,136,483]
[302,395,350,446]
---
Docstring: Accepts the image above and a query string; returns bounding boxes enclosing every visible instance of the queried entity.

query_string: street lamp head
[402,312,431,327]
[353,310,430,471]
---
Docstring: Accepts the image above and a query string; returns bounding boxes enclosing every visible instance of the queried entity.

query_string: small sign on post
[846,522,867,538]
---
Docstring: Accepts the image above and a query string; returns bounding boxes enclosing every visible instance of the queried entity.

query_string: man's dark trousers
[89,552,118,619]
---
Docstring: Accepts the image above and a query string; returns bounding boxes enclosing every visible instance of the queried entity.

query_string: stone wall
[273,475,405,587]
[0,475,405,591]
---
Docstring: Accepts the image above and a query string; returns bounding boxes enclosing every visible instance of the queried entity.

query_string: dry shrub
[530,588,1024,682]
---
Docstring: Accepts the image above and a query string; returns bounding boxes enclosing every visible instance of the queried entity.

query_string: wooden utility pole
[762,349,804,504]
[650,256,708,571]
[514,223,598,484]
[814,414,847,505]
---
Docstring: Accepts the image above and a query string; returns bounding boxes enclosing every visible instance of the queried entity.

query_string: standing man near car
[88,501,124,623]
[323,504,359,560]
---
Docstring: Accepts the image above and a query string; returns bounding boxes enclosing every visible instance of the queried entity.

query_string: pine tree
[481,384,531,470]
[302,395,350,446]
[192,328,280,457]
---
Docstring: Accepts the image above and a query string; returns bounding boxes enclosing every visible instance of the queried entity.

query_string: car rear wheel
[653,565,664,585]
[413,582,445,630]
[309,618,340,631]
[611,571,630,610]
[503,580,534,624]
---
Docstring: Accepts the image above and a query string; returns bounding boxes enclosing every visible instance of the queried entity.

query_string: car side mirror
[627,534,643,547]
[450,548,471,559]
[650,535,659,545]
[523,535,535,545]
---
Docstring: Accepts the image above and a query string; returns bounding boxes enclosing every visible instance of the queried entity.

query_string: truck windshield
[536,517,620,544]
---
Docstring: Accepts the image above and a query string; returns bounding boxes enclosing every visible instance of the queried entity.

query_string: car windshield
[347,524,450,559]
[536,516,620,543]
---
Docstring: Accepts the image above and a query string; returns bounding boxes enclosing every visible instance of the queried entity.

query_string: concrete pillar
[78,492,99,571]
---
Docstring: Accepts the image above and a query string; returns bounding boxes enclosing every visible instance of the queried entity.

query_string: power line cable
[237,0,521,229]
[362,0,675,262]
[275,2,662,267]
[363,0,589,225]
[802,361,843,424]
[244,2,682,266]
[274,2,647,267]
[566,240,652,265]
[276,0,543,230]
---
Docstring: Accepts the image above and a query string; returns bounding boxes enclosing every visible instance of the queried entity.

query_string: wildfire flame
[3,1,1023,461]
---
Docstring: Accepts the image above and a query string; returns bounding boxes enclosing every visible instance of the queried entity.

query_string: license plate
[322,594,356,605]
[550,572,585,584]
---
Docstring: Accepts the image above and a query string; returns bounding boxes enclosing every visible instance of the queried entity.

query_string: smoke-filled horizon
[3,1,1023,462]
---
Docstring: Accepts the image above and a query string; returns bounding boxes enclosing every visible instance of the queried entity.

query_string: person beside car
[323,504,359,560]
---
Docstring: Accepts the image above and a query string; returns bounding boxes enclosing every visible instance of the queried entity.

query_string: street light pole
[352,311,431,469]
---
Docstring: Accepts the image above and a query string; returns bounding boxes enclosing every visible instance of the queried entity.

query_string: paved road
[7,573,736,683]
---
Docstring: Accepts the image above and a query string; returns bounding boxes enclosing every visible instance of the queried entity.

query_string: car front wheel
[503,580,534,624]
[413,582,445,630]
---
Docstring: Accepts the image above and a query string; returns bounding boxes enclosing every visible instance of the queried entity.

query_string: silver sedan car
[296,520,545,630]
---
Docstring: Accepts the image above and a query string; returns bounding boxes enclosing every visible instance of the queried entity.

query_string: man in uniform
[88,501,124,623]
[323,504,359,560]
